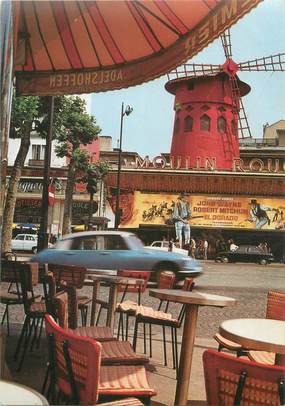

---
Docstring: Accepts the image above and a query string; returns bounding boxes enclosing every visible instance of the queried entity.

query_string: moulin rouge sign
[121,155,285,174]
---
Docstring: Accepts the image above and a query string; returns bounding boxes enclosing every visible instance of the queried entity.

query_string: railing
[239,138,278,148]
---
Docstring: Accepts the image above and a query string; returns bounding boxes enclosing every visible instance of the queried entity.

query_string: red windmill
[165,30,285,170]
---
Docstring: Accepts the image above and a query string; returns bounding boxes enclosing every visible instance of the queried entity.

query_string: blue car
[31,231,203,281]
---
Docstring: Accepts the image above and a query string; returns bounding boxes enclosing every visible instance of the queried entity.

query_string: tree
[53,96,101,235]
[1,94,40,255]
[81,160,111,229]
[1,94,100,253]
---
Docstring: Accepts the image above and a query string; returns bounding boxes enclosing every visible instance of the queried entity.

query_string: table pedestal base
[175,304,198,406]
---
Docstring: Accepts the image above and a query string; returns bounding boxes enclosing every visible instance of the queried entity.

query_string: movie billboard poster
[119,192,285,231]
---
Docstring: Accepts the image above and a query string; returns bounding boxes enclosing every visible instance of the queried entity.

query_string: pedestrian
[189,237,196,258]
[173,192,192,248]
[229,239,239,251]
[203,239,208,260]
[168,238,174,252]
[49,234,57,244]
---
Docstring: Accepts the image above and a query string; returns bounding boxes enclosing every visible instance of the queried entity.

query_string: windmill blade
[238,53,285,71]
[229,76,252,139]
[220,29,233,59]
[167,64,222,81]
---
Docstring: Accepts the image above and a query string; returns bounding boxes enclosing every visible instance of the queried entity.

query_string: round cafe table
[0,380,49,405]
[149,289,236,406]
[219,318,285,365]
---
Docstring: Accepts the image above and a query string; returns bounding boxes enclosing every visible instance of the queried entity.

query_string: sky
[90,0,285,159]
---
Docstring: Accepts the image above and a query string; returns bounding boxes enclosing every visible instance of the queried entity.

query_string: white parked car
[11,234,39,254]
[147,241,188,257]
[11,234,54,253]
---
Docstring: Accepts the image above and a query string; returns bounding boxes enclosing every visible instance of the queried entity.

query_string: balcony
[28,159,44,167]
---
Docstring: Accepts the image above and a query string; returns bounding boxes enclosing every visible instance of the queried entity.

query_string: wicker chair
[133,277,194,376]
[47,263,91,326]
[214,290,285,357]
[44,314,156,405]
[114,270,151,341]
[1,260,24,336]
[247,290,285,365]
[203,349,285,406]
[13,262,45,371]
[53,290,149,366]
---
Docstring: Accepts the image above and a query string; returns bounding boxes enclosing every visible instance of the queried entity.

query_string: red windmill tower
[166,30,285,170]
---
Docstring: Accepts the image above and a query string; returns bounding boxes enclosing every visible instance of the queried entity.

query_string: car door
[247,246,262,263]
[59,235,129,270]
[62,235,106,269]
[24,235,37,251]
[232,246,247,262]
[12,234,25,250]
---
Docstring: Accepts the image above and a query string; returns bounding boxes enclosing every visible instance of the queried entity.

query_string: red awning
[15,0,262,96]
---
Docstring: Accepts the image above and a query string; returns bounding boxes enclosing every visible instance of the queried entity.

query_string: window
[200,114,210,131]
[105,236,127,250]
[201,105,209,112]
[174,118,180,133]
[217,116,227,133]
[32,145,45,160]
[184,116,193,132]
[71,236,105,250]
[16,235,25,240]
[25,235,36,241]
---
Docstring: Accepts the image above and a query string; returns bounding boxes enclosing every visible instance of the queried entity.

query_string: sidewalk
[3,322,215,405]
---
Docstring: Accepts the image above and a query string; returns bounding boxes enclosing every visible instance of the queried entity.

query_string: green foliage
[81,160,111,183]
[10,94,40,138]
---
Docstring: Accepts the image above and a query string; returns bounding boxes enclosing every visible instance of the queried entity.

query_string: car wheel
[32,247,37,254]
[221,256,229,263]
[259,259,267,265]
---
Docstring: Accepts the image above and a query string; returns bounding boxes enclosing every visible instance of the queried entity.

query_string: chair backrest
[19,262,39,314]
[117,270,151,295]
[266,290,285,321]
[1,260,21,283]
[203,349,285,406]
[48,264,86,289]
[45,314,101,405]
[157,271,176,289]
[181,277,195,292]
[54,290,69,329]
[156,272,176,311]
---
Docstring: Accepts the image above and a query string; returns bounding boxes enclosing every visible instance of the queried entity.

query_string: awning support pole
[38,96,54,251]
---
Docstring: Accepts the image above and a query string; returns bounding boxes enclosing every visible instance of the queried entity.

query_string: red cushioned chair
[214,290,285,358]
[48,263,91,327]
[115,270,151,341]
[133,277,194,376]
[44,314,156,405]
[53,290,149,366]
[203,349,285,406]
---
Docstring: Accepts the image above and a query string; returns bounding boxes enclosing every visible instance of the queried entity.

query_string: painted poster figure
[248,199,276,229]
[173,193,191,248]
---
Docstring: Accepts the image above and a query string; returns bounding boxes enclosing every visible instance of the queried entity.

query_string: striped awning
[14,0,262,96]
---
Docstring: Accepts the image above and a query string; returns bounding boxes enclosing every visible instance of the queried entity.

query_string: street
[3,259,284,338]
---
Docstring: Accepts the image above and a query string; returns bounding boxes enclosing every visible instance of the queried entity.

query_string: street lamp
[114,102,133,229]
